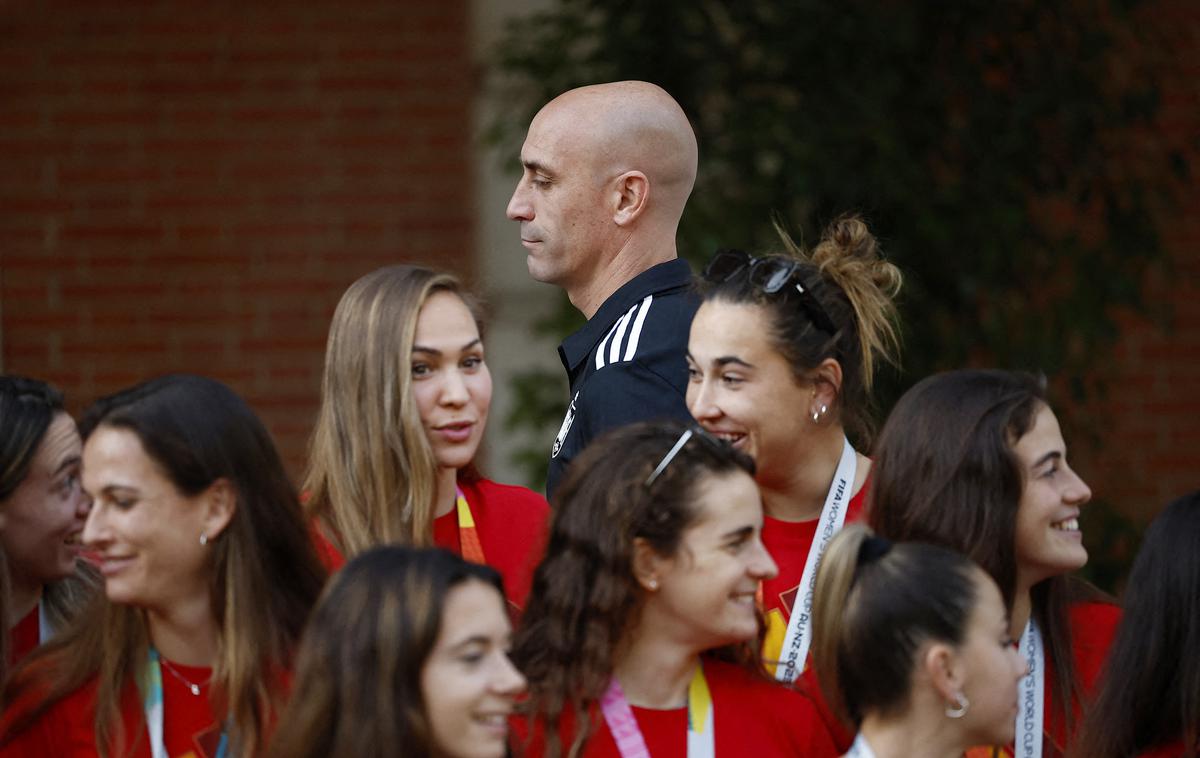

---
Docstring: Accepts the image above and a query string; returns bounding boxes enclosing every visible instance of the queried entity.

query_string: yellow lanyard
[455,486,486,564]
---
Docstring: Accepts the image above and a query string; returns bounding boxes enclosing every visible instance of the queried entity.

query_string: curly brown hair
[512,420,764,758]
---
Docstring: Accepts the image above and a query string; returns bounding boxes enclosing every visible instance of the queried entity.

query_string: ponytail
[811,524,980,728]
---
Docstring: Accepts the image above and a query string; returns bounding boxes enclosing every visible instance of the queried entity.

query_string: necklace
[159,656,211,697]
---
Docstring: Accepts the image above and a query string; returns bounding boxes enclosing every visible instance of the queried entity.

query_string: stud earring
[811,404,828,424]
[199,533,208,546]
[647,579,658,590]
[945,691,969,718]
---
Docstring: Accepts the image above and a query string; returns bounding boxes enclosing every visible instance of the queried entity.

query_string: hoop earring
[945,691,969,719]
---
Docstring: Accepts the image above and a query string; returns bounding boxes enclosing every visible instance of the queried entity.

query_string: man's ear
[612,171,650,227]
[200,478,237,542]
[631,536,665,592]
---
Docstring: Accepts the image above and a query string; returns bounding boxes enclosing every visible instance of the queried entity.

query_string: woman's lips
[435,422,476,443]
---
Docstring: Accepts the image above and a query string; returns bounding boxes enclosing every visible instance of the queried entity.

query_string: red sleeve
[0,677,149,758]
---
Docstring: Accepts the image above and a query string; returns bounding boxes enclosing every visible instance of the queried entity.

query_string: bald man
[507,81,701,497]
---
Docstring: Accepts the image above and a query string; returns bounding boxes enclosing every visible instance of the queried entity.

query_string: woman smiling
[0,375,326,757]
[513,420,838,757]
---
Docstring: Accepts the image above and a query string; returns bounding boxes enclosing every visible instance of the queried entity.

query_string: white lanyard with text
[1014,619,1045,758]
[774,436,857,683]
[599,662,714,758]
[142,648,229,758]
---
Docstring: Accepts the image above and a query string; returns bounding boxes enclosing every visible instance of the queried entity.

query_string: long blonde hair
[303,264,481,556]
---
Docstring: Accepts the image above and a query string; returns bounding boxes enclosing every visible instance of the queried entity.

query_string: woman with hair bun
[304,264,548,608]
[0,374,326,757]
[811,524,1028,758]
[869,369,1117,757]
[686,215,901,733]
[513,419,838,757]
[270,545,526,758]
[1072,491,1200,758]
[0,376,97,670]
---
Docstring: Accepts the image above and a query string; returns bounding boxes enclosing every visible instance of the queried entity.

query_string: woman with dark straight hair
[0,374,327,758]
[1071,491,1200,758]
[869,370,1117,757]
[513,420,838,757]
[0,376,98,669]
[811,525,1028,758]
[270,546,525,758]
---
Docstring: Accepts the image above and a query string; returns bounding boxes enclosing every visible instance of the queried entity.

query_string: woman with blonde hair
[0,376,98,669]
[304,264,548,607]
[0,374,326,757]
[811,524,1028,758]
[270,545,526,758]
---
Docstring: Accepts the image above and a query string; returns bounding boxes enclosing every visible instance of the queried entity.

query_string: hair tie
[856,535,892,567]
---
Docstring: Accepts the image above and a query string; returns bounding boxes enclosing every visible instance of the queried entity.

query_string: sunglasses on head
[644,425,730,487]
[702,248,838,335]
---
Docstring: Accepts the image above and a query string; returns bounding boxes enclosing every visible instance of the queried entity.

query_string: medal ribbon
[141,648,228,758]
[1014,619,1045,758]
[455,486,486,564]
[774,436,857,683]
[600,662,714,758]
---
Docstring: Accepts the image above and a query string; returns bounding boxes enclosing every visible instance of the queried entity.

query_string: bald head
[532,81,698,222]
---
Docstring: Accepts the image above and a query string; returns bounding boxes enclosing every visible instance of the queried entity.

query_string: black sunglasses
[702,249,838,335]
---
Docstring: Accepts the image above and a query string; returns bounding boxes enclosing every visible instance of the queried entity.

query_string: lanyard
[774,436,857,683]
[1014,619,1045,758]
[455,485,486,564]
[141,648,228,758]
[37,598,53,644]
[843,734,878,758]
[600,662,714,758]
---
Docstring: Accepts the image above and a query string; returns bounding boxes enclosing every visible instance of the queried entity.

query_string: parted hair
[303,264,483,556]
[700,214,902,446]
[811,524,980,728]
[868,369,1106,752]
[269,546,505,758]
[0,376,99,684]
[1,374,327,758]
[1071,491,1200,758]
[512,420,760,758]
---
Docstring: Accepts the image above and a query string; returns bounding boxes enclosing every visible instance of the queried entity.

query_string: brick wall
[0,0,474,476]
[1073,0,1200,522]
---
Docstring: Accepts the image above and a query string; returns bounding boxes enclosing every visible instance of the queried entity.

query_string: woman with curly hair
[512,420,838,757]
[0,375,327,757]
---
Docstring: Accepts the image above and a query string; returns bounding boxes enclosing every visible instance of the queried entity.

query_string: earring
[647,579,658,590]
[199,533,208,546]
[945,691,969,719]
[811,404,828,424]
